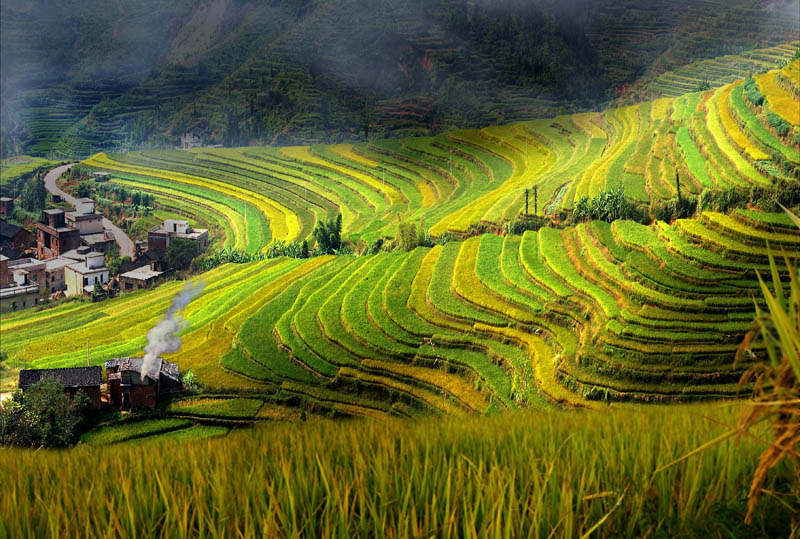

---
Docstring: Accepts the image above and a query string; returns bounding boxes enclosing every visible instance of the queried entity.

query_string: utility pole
[449,150,453,179]
[87,338,90,367]
[304,185,308,209]
[524,189,529,215]
[533,185,538,217]
[382,167,385,195]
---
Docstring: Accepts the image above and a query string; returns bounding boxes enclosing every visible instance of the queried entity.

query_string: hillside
[2,62,798,412]
[82,62,800,245]
[2,0,798,158]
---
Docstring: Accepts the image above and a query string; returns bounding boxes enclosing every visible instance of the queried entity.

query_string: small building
[147,219,208,258]
[64,252,109,297]
[119,262,169,292]
[18,367,103,408]
[92,172,110,182]
[0,197,14,217]
[80,231,116,253]
[0,255,41,312]
[179,127,205,150]
[6,258,46,289]
[105,357,182,410]
[37,209,81,259]
[0,281,39,312]
[66,201,104,236]
[43,256,75,293]
[1,219,33,255]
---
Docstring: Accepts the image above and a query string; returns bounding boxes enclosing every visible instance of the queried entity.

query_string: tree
[164,238,197,269]
[75,181,92,199]
[91,282,106,301]
[397,222,418,251]
[0,378,88,447]
[312,215,342,254]
[19,176,47,212]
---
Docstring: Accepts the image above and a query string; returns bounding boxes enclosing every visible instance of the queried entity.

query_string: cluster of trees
[18,175,47,213]
[200,241,310,270]
[312,215,342,254]
[572,187,647,223]
[164,239,199,270]
[95,183,154,207]
[0,379,92,448]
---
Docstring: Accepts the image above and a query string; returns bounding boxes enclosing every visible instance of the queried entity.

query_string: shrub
[743,78,764,107]
[397,222,418,251]
[0,379,91,448]
[766,111,791,137]
[571,187,646,224]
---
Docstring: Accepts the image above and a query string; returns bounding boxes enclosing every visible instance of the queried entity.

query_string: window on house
[84,277,88,285]
[35,298,38,305]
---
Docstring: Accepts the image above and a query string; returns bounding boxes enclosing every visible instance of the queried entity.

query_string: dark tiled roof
[18,366,103,390]
[0,219,23,240]
[105,357,180,382]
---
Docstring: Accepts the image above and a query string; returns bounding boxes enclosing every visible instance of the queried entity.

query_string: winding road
[43,164,134,257]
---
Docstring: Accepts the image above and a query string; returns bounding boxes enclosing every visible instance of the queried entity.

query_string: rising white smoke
[142,281,205,380]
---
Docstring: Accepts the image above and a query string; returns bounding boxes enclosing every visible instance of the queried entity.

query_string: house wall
[67,214,104,235]
[129,384,157,410]
[65,386,102,409]
[65,265,109,297]
[45,266,66,292]
[0,287,40,312]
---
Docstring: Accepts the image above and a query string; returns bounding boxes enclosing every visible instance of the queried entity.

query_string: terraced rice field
[651,41,800,97]
[2,208,796,413]
[79,63,798,248]
[4,56,798,421]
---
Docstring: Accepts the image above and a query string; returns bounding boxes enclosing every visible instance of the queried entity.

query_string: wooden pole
[533,186,538,217]
[87,338,90,366]
[524,189,529,215]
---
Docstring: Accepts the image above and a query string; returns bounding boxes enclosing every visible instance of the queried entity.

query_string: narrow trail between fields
[43,164,134,257]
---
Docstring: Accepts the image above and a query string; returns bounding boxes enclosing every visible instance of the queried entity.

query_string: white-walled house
[64,252,109,297]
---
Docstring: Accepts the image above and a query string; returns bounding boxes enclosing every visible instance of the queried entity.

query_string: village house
[66,198,116,253]
[6,257,46,290]
[0,254,40,312]
[105,357,182,410]
[64,251,109,297]
[147,219,208,258]
[42,256,75,293]
[18,367,103,408]
[1,219,33,259]
[92,171,110,182]
[37,209,81,259]
[179,127,205,149]
[119,261,170,292]
[0,197,14,217]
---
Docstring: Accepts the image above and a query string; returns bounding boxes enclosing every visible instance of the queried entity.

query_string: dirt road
[43,164,134,257]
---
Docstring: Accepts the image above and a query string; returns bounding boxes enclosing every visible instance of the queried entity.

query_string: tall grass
[1,404,793,538]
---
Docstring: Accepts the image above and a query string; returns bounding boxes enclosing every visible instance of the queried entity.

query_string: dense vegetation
[1,404,795,537]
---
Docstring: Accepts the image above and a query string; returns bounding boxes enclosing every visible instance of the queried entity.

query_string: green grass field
[1,403,794,537]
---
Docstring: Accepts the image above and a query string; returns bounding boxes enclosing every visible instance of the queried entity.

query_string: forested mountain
[2,0,798,157]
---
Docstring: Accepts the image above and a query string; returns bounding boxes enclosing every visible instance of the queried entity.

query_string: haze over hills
[1,0,798,158]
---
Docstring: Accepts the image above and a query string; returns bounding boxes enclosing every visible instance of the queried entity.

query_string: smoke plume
[142,280,204,380]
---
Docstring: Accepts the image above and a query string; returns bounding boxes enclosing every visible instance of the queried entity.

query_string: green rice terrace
[3,61,799,421]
